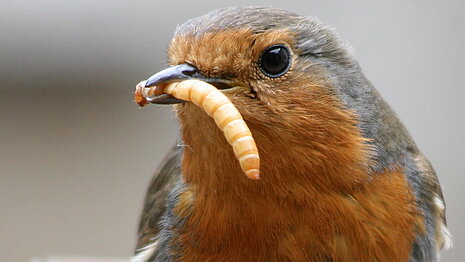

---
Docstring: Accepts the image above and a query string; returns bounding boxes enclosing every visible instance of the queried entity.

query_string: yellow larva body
[137,80,260,180]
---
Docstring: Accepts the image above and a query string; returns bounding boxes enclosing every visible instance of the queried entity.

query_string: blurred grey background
[1,0,463,261]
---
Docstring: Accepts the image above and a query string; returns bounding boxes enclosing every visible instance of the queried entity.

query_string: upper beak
[144,63,234,104]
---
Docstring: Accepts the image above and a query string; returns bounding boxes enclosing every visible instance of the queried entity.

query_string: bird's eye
[259,45,291,78]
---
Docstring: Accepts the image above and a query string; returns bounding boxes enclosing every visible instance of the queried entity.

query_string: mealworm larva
[134,79,260,180]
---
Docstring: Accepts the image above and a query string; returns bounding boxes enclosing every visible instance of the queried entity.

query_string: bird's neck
[176,103,370,195]
[175,102,367,231]
[172,103,416,261]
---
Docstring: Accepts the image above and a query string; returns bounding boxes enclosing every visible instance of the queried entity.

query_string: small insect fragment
[134,82,149,106]
[134,81,160,107]
[135,79,260,180]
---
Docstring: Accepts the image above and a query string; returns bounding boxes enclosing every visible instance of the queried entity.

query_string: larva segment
[135,79,260,180]
[213,104,241,129]
[222,119,252,144]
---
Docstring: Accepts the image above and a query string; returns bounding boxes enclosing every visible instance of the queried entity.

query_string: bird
[132,6,451,262]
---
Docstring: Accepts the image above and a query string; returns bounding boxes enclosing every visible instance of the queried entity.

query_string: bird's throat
[172,102,417,262]
[176,103,247,187]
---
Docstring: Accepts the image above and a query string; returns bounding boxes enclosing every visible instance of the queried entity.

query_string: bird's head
[145,7,381,188]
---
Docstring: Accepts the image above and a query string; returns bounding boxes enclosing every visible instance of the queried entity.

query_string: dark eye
[259,45,291,78]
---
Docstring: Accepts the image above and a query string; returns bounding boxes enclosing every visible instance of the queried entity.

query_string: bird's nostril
[182,69,196,76]
[181,63,199,76]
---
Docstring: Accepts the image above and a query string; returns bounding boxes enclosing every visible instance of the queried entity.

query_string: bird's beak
[144,63,236,104]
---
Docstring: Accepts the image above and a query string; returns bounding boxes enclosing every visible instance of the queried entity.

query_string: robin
[132,7,451,262]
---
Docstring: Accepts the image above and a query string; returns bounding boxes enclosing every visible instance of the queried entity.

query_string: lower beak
[144,63,234,104]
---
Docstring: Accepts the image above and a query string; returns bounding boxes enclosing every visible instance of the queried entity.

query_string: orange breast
[170,84,420,262]
[173,168,418,262]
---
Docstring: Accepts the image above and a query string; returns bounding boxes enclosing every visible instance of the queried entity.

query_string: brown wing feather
[135,146,182,250]
[414,153,452,252]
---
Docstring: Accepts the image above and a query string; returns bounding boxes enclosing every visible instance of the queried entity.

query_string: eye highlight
[259,45,291,78]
